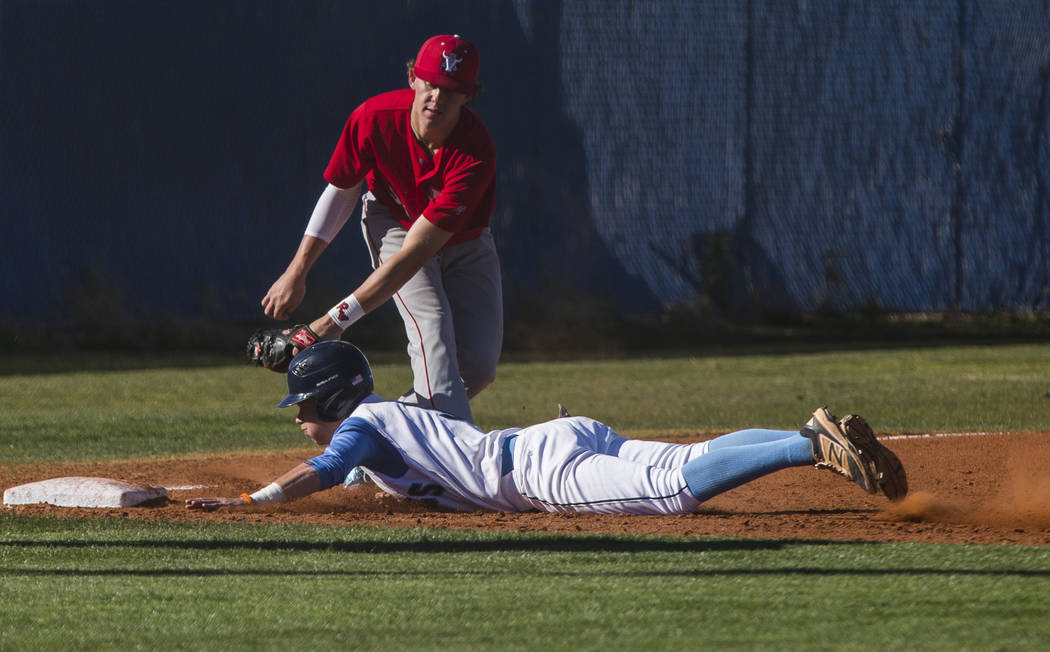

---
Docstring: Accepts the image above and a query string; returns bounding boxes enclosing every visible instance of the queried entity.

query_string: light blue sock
[706,428,801,451]
[681,434,815,503]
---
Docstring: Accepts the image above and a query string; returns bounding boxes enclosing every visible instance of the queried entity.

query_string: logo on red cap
[442,51,463,72]
[413,34,479,95]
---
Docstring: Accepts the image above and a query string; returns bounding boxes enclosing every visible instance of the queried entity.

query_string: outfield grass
[2,514,1048,650]
[2,343,1049,463]
[3,344,1050,649]
[475,342,1050,434]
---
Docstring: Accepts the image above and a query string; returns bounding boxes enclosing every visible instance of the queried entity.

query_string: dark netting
[3,0,1048,321]
[555,0,1049,314]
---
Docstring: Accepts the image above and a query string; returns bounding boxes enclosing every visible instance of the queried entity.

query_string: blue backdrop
[3,0,1048,327]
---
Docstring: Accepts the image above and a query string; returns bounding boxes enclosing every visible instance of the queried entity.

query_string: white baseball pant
[510,417,709,515]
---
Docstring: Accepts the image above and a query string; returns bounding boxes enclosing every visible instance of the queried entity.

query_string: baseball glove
[246,325,320,372]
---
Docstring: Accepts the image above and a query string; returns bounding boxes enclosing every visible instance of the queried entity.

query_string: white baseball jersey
[309,395,708,515]
[327,396,530,512]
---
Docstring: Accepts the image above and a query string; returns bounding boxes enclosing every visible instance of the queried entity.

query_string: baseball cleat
[557,404,571,418]
[839,413,908,501]
[801,407,879,495]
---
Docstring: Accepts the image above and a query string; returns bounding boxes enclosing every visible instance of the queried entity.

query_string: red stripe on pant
[366,222,436,410]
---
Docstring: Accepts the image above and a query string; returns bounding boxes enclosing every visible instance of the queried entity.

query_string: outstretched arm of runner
[185,463,321,511]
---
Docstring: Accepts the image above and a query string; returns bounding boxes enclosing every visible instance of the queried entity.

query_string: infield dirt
[4,431,1049,546]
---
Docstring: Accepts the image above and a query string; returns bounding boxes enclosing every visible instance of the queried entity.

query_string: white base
[3,477,168,508]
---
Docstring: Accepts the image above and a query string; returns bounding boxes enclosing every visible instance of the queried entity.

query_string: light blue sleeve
[305,417,406,489]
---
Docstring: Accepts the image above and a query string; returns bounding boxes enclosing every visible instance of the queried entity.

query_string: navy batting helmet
[276,341,374,421]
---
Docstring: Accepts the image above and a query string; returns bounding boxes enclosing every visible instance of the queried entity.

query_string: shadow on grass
[6,567,1048,578]
[3,535,1048,579]
[2,349,408,376]
[1,535,800,555]
[7,336,1048,376]
[2,352,245,375]
[5,310,1050,375]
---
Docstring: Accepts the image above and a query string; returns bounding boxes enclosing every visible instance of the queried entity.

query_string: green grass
[3,343,1050,649]
[0,357,414,462]
[3,343,1049,463]
[476,342,1050,433]
[2,514,1048,651]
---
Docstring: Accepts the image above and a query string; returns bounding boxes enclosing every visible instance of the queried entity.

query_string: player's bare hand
[262,272,307,320]
[185,496,248,511]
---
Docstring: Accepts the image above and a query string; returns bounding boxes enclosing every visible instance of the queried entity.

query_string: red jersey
[324,89,496,246]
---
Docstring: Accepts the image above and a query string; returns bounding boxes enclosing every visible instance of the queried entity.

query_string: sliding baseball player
[189,341,908,515]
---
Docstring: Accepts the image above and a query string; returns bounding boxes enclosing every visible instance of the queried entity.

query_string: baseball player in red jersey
[261,35,501,424]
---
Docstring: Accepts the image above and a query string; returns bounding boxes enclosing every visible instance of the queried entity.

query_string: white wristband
[249,482,286,505]
[328,294,365,329]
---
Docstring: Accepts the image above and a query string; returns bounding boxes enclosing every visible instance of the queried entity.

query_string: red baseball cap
[412,34,480,95]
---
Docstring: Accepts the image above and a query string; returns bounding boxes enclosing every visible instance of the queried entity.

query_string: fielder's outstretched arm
[308,216,454,339]
[184,463,322,511]
[262,182,362,320]
[261,237,327,320]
